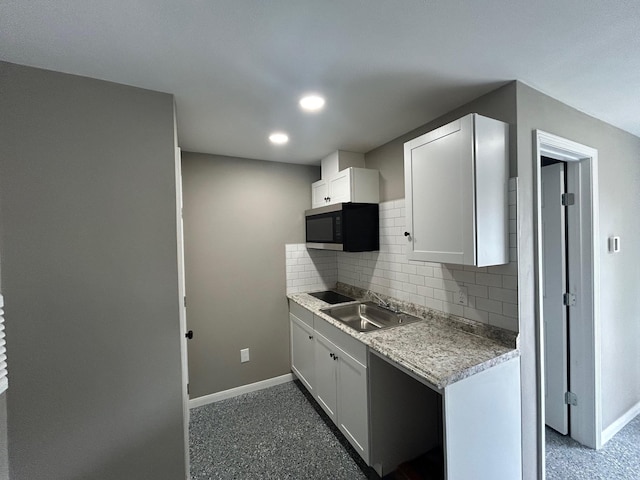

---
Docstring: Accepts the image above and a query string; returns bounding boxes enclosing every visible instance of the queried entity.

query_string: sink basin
[321,301,421,333]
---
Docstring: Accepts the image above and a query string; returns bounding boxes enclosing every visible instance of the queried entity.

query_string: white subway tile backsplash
[425,297,444,311]
[475,273,503,288]
[502,275,518,290]
[285,243,338,294]
[503,302,519,319]
[416,265,433,277]
[452,269,476,283]
[396,272,409,283]
[286,178,519,331]
[488,286,518,304]
[488,262,517,275]
[489,312,518,331]
[464,307,489,324]
[424,276,445,290]
[442,302,464,317]
[417,285,434,298]
[442,279,460,292]
[467,284,488,298]
[434,289,451,302]
[401,264,417,275]
[475,297,504,315]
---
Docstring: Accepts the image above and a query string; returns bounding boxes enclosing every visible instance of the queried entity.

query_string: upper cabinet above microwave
[311,167,379,209]
[404,113,509,267]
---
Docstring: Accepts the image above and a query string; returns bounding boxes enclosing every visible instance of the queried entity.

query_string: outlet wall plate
[240,348,250,363]
[456,286,468,306]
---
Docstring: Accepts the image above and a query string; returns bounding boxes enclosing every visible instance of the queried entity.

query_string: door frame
[533,131,601,474]
[175,145,190,475]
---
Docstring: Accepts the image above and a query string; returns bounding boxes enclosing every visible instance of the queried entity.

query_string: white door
[175,147,190,470]
[542,162,569,434]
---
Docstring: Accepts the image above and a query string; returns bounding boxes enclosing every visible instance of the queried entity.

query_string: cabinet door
[337,350,369,463]
[311,180,329,208]
[328,169,351,204]
[404,116,475,264]
[290,314,315,393]
[314,332,338,421]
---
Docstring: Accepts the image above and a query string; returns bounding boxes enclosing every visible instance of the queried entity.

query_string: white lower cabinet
[314,329,369,464]
[290,313,315,393]
[335,342,369,461]
[289,301,369,464]
[313,332,338,420]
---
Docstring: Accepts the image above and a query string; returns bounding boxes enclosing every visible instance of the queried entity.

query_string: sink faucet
[369,291,400,312]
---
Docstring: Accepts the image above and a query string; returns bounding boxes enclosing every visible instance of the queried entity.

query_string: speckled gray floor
[189,381,368,480]
[546,415,640,479]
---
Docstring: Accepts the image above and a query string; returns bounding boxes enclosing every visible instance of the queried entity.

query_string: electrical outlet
[240,348,250,363]
[456,287,468,306]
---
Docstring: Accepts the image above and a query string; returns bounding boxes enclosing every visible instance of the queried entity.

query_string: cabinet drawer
[289,301,313,328]
[314,314,367,366]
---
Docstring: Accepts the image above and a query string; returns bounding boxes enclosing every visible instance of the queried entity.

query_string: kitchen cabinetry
[369,352,521,479]
[288,301,369,463]
[313,332,339,419]
[314,328,369,463]
[314,314,369,462]
[290,310,315,393]
[311,167,379,208]
[289,297,520,478]
[404,113,508,266]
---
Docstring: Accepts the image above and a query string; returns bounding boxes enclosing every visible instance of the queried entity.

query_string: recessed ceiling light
[299,94,325,112]
[269,132,289,145]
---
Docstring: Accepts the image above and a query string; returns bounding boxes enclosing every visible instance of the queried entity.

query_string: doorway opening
[534,131,601,476]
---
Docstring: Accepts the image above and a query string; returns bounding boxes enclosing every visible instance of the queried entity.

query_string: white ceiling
[2,0,639,164]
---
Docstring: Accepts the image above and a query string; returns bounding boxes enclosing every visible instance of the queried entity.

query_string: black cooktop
[308,290,354,305]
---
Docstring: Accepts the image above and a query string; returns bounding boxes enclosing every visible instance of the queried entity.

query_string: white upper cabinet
[311,167,379,208]
[311,180,329,208]
[404,113,509,267]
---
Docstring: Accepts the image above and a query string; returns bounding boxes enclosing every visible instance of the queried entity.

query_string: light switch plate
[608,236,621,253]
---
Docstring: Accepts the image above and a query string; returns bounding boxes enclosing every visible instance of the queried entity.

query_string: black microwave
[305,203,379,252]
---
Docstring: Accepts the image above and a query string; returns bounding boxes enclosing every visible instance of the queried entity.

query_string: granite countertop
[288,291,519,391]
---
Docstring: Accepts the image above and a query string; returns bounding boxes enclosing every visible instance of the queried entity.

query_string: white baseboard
[601,400,640,445]
[188,373,294,409]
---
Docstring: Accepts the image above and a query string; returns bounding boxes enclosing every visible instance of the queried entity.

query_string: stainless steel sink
[321,301,421,333]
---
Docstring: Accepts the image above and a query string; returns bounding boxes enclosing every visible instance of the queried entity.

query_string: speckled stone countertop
[288,290,519,391]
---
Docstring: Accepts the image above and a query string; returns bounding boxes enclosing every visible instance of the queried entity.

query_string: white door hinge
[183,296,187,308]
[563,292,577,307]
[565,391,578,406]
[561,193,575,206]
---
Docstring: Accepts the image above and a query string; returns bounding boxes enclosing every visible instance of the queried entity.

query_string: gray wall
[364,82,518,201]
[0,62,186,479]
[515,82,640,478]
[181,152,319,398]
